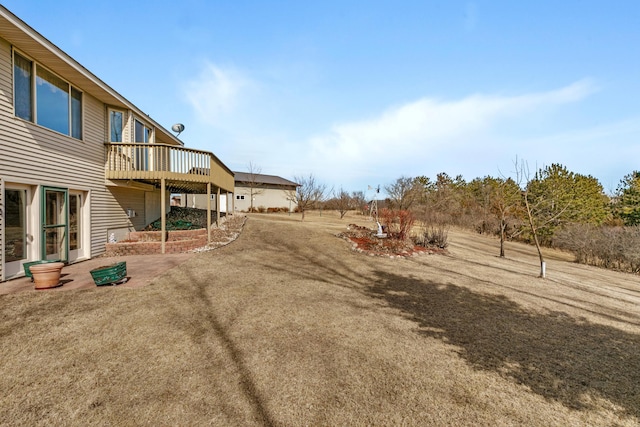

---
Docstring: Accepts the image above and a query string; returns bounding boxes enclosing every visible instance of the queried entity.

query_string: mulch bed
[338,224,446,258]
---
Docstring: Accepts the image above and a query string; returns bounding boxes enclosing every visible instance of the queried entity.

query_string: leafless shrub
[379,208,415,241]
[414,224,449,249]
[555,224,640,273]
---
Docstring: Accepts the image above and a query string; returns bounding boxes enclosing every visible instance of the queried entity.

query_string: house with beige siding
[183,172,298,213]
[0,6,234,283]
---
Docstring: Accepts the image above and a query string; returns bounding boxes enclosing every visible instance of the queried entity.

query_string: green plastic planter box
[23,260,59,280]
[90,261,127,286]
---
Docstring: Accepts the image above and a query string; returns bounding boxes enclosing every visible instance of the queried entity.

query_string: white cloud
[306,79,597,184]
[184,61,252,125]
[182,70,606,192]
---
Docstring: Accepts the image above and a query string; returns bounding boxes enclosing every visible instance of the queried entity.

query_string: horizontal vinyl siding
[84,95,113,256]
[104,186,147,230]
[145,190,169,226]
[0,177,4,280]
[0,38,12,120]
[0,36,137,258]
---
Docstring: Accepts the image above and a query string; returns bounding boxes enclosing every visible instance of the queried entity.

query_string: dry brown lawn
[1,211,639,426]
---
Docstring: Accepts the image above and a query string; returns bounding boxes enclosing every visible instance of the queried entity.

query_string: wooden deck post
[217,187,221,226]
[161,177,166,254]
[207,183,212,245]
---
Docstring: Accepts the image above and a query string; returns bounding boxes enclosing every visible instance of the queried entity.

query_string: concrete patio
[0,253,195,295]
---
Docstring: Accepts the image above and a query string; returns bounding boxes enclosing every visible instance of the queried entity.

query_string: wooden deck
[104,142,234,194]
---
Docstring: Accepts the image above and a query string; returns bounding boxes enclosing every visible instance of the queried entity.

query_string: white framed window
[13,53,32,121]
[133,118,153,170]
[109,109,124,142]
[13,50,83,140]
[236,195,245,200]
[134,119,153,143]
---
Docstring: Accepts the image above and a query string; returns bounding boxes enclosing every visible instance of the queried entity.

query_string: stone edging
[190,215,248,253]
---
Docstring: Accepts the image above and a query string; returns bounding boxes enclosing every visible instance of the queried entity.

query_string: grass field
[1,212,639,426]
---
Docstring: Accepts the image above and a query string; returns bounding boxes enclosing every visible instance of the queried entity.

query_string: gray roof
[234,172,298,187]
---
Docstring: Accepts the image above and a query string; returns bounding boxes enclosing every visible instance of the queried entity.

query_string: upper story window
[134,119,152,143]
[70,88,82,139]
[36,66,69,135]
[13,51,83,140]
[133,118,153,170]
[109,109,124,142]
[14,53,32,121]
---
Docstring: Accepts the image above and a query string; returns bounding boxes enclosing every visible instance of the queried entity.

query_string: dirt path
[1,212,639,426]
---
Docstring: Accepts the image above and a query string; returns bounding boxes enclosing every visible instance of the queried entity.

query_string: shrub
[555,224,640,273]
[145,206,207,230]
[418,224,449,249]
[379,208,415,241]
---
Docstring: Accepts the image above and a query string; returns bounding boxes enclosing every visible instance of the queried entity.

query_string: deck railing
[104,143,233,189]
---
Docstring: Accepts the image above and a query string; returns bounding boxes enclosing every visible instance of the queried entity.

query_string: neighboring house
[184,172,299,212]
[0,6,234,282]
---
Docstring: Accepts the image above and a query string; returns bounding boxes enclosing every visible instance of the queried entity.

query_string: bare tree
[511,160,546,278]
[327,188,352,219]
[493,177,524,258]
[514,160,572,278]
[351,191,367,215]
[287,174,328,221]
[245,162,265,212]
[479,175,525,258]
[385,176,421,211]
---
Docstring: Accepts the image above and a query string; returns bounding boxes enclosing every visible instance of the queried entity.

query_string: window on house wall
[13,53,32,121]
[109,109,124,142]
[71,87,83,139]
[236,195,245,200]
[36,66,69,135]
[134,119,152,170]
[13,51,83,140]
[134,119,152,143]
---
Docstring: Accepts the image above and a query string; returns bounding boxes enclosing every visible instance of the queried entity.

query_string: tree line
[295,165,640,276]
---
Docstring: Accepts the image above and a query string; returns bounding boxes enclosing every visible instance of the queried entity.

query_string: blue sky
[5,1,639,196]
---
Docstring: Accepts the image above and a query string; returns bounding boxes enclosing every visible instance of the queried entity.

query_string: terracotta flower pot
[30,262,65,290]
[23,260,58,281]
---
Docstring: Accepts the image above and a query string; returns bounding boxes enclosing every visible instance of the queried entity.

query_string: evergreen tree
[614,171,640,226]
[526,164,608,244]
